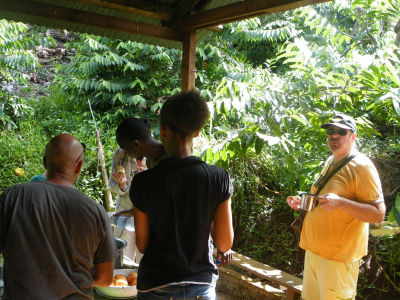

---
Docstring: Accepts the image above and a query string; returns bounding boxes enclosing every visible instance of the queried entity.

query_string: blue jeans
[137,284,216,300]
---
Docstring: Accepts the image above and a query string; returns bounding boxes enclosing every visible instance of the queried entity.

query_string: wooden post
[181,30,196,91]
[96,129,112,212]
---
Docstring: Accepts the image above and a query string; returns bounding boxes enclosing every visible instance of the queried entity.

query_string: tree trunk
[96,129,112,211]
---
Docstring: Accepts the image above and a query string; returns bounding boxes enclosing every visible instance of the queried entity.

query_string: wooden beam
[0,0,183,42]
[107,0,174,15]
[168,0,221,33]
[181,30,197,91]
[77,0,222,32]
[75,0,172,21]
[174,0,332,30]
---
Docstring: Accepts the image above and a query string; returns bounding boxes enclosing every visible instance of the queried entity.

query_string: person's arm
[211,198,234,254]
[210,221,232,267]
[134,207,149,254]
[318,193,386,223]
[108,150,129,195]
[114,208,135,217]
[93,260,114,287]
[93,207,117,287]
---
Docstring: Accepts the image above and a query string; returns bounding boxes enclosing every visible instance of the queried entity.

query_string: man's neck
[47,173,75,187]
[333,149,352,164]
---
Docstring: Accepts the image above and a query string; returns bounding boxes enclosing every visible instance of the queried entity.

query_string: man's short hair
[116,117,151,145]
[321,114,357,132]
[160,90,210,136]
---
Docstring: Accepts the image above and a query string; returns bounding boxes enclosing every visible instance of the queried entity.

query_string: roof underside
[0,0,330,49]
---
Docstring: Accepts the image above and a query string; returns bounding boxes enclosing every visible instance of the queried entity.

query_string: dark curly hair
[116,117,151,146]
[160,90,210,137]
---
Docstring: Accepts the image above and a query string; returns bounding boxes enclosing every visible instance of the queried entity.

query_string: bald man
[0,134,115,300]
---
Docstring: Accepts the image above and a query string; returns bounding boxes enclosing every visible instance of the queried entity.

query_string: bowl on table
[95,269,138,299]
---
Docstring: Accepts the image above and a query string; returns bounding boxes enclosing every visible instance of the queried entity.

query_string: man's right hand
[286,195,301,211]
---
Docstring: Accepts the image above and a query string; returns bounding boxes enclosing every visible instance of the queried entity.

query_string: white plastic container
[108,212,135,232]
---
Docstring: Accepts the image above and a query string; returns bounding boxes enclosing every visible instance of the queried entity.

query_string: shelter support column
[181,30,196,91]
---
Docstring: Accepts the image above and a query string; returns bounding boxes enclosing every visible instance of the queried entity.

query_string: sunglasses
[326,128,348,136]
[75,142,86,163]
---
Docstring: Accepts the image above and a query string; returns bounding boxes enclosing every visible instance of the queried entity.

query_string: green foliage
[387,195,400,225]
[0,85,118,205]
[0,21,43,80]
[55,35,182,124]
[218,15,298,68]
[0,20,55,129]
[225,155,303,273]
[358,234,400,299]
[0,92,34,129]
[0,124,47,192]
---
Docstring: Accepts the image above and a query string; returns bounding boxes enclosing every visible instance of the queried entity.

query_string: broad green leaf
[289,113,309,126]
[255,132,280,146]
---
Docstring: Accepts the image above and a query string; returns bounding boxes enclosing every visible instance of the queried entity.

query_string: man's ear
[75,160,83,176]
[132,139,140,147]
[351,132,357,142]
[193,130,200,138]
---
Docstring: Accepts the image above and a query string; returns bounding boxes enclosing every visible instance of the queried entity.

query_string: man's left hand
[318,193,344,211]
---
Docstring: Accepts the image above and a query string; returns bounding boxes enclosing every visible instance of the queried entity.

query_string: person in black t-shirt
[131,90,234,300]
[109,118,166,265]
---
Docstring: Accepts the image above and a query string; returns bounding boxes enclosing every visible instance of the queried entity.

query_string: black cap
[321,114,357,132]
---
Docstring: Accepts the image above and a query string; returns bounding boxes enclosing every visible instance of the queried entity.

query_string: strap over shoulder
[315,153,357,195]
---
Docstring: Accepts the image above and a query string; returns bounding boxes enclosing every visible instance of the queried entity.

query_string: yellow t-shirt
[299,150,384,263]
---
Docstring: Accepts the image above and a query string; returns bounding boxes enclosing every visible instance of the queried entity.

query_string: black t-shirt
[130,156,233,291]
[0,181,116,300]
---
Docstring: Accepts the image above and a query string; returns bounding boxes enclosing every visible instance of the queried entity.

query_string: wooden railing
[218,250,302,300]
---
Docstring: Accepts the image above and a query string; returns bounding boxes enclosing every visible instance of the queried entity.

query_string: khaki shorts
[302,251,360,300]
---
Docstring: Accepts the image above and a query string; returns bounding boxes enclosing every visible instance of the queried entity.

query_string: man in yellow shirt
[287,114,386,300]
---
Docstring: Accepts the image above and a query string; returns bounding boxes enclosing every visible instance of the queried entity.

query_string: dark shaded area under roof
[0,0,330,49]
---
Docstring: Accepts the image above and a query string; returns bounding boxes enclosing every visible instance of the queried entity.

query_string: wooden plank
[286,288,299,300]
[75,0,172,21]
[230,251,302,295]
[174,0,332,30]
[79,0,222,32]
[166,0,221,32]
[174,0,203,19]
[0,0,183,42]
[218,267,285,299]
[181,30,197,91]
[107,0,174,16]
